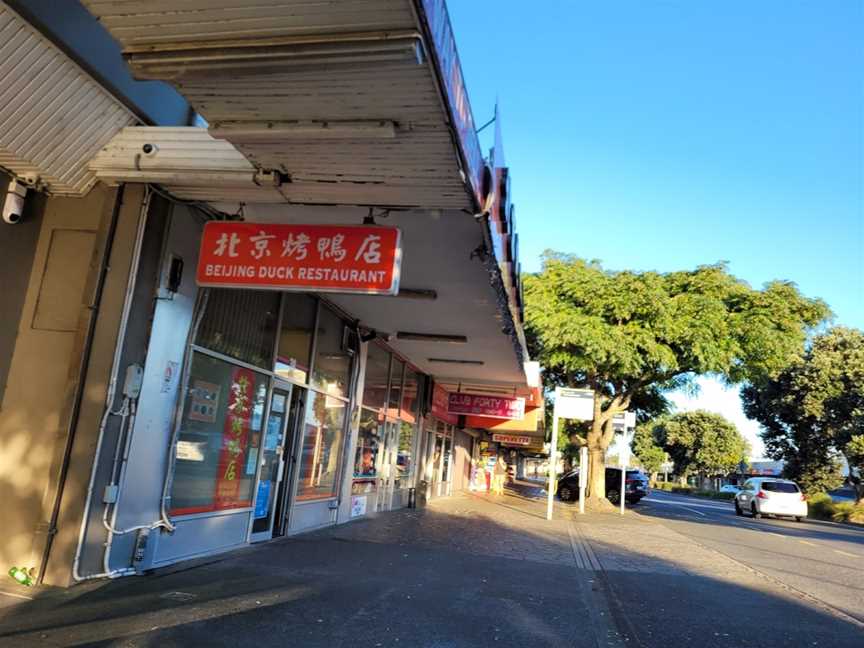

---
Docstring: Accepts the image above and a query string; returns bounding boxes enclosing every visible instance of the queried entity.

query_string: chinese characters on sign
[214,368,254,510]
[447,393,526,420]
[197,222,402,295]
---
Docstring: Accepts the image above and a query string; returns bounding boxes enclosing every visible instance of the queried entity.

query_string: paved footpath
[1,484,862,647]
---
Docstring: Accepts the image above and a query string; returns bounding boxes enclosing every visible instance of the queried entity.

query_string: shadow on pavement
[0,488,861,647]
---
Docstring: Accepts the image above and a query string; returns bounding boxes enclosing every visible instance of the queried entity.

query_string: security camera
[2,179,28,225]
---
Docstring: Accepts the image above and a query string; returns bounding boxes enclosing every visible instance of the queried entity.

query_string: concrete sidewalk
[1,486,862,647]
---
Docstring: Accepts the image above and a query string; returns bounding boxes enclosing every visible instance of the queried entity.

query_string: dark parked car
[557,467,648,504]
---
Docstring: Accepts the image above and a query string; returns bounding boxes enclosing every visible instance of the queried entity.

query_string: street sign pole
[578,446,588,515]
[548,387,595,522]
[546,412,558,521]
[620,460,626,515]
[618,426,634,515]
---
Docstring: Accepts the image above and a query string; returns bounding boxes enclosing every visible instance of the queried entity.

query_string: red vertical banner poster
[214,367,255,509]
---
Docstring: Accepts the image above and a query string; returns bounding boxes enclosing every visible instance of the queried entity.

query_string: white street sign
[554,387,594,421]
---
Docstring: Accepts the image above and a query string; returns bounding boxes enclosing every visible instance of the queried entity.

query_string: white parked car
[719,484,740,494]
[734,478,807,521]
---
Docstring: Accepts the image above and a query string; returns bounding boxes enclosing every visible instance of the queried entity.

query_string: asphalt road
[636,490,864,625]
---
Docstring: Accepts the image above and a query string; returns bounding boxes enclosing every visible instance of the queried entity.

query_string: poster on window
[351,495,367,517]
[196,222,402,295]
[188,380,220,423]
[213,367,255,509]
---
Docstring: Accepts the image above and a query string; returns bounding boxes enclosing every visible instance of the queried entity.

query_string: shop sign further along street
[197,221,402,295]
[447,392,525,420]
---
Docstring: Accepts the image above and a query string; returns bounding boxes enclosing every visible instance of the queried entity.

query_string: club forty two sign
[447,392,526,420]
[197,222,402,295]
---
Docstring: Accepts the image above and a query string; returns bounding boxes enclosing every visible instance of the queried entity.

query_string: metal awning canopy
[0,1,137,195]
[84,0,531,393]
[81,0,482,210]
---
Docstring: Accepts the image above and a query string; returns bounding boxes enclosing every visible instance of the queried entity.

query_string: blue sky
[449,1,863,458]
[450,0,863,328]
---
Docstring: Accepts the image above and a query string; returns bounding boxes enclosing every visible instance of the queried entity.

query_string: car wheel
[607,489,620,505]
[734,501,743,516]
[794,516,803,522]
[558,486,573,501]
[751,503,762,519]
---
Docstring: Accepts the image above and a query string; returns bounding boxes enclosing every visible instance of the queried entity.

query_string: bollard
[408,487,416,509]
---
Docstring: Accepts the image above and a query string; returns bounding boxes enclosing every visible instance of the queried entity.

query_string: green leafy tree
[632,423,667,482]
[742,327,864,495]
[648,411,748,484]
[844,435,864,502]
[524,253,828,507]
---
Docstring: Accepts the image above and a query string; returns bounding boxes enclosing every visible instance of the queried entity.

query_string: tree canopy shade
[644,411,749,482]
[524,252,830,506]
[741,327,864,494]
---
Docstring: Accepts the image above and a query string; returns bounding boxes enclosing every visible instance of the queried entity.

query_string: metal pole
[578,445,587,515]
[620,462,626,515]
[546,415,558,521]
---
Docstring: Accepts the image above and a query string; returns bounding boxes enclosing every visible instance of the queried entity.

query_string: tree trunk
[582,389,630,511]
[586,446,606,505]
[585,409,616,511]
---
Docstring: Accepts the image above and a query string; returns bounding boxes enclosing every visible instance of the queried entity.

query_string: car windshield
[761,481,799,493]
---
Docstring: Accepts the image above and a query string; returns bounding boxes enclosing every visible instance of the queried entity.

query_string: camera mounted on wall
[2,173,40,225]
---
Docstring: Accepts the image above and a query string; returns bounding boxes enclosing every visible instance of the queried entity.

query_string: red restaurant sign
[447,393,525,420]
[197,221,402,295]
[431,383,459,425]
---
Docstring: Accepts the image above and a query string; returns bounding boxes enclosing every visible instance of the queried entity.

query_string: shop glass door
[250,383,292,542]
[441,435,453,496]
[432,434,444,497]
[376,421,398,511]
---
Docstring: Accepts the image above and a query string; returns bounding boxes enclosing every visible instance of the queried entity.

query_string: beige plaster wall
[0,184,146,586]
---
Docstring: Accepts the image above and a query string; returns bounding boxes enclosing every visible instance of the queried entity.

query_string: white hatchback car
[734,478,807,521]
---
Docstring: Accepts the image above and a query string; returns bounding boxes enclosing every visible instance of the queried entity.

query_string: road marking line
[798,540,816,547]
[643,497,729,511]
[833,549,859,558]
[679,505,706,517]
[765,531,785,538]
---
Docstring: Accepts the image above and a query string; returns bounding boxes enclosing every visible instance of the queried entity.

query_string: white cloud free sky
[667,376,766,460]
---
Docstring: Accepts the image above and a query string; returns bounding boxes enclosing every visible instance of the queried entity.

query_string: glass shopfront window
[355,408,382,480]
[388,358,404,416]
[311,306,351,399]
[401,371,420,423]
[296,389,347,501]
[441,435,453,483]
[397,420,415,485]
[171,352,268,515]
[195,289,280,368]
[275,294,316,384]
[362,343,390,413]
